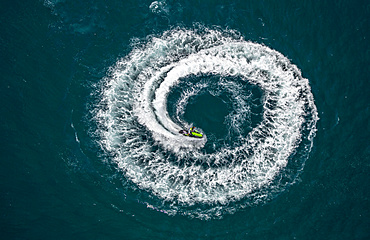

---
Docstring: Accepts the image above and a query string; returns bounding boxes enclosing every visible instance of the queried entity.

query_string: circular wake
[95,28,318,219]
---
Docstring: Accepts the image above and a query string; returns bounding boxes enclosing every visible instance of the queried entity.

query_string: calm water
[1,0,369,239]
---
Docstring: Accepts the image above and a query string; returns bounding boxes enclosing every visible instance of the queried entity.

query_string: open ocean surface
[1,0,369,239]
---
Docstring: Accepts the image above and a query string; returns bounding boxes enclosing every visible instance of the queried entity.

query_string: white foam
[95,28,318,218]
[149,1,169,14]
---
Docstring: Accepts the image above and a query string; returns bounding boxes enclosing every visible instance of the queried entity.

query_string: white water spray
[95,28,318,219]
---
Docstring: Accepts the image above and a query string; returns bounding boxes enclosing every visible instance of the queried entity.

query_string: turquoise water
[1,0,369,239]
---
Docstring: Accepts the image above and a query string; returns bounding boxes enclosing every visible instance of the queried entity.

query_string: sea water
[1,0,369,239]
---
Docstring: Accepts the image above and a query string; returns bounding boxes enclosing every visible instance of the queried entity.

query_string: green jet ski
[179,127,203,138]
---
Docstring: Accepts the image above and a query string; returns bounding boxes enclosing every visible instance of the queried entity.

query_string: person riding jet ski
[179,127,203,138]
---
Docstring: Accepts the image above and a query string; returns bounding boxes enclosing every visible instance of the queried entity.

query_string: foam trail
[95,28,318,219]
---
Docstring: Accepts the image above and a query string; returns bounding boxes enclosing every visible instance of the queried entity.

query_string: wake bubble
[95,28,318,219]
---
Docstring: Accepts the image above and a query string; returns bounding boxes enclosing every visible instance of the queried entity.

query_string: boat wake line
[93,27,318,219]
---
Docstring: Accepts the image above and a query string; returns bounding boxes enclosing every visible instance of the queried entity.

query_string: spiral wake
[95,28,318,219]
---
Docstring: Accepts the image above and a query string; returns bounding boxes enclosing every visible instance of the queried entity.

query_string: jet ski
[179,127,203,138]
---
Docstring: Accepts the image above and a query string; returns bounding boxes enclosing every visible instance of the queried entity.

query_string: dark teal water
[1,0,369,239]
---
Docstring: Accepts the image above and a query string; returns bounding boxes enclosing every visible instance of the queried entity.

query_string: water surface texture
[1,0,369,239]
